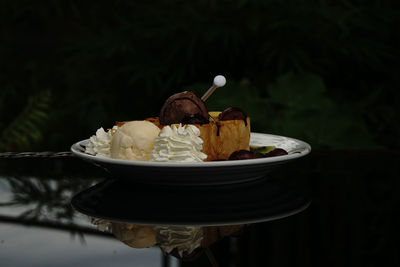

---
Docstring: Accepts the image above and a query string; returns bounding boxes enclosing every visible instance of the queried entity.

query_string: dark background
[0,0,399,152]
[0,1,399,266]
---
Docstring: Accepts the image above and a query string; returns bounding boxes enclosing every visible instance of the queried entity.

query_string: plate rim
[70,132,311,168]
[71,198,311,227]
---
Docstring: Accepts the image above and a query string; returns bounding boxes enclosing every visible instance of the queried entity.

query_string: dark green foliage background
[0,0,399,151]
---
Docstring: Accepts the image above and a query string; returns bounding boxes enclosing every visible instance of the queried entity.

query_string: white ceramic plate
[71,132,311,185]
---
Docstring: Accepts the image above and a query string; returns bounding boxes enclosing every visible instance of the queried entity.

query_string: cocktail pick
[201,75,226,102]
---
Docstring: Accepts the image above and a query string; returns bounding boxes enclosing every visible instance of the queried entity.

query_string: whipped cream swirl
[151,124,207,162]
[85,126,117,157]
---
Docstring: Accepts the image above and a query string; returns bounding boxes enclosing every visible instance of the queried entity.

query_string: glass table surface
[0,151,399,266]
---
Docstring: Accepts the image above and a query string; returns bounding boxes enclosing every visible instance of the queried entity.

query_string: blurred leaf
[265,72,380,149]
[188,72,381,149]
[0,90,51,151]
[267,72,333,109]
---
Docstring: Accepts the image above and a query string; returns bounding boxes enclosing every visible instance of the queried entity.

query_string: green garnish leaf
[250,146,275,154]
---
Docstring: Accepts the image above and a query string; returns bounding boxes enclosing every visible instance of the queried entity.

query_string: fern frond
[0,90,51,151]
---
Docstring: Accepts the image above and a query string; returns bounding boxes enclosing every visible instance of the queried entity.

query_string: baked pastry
[198,112,250,161]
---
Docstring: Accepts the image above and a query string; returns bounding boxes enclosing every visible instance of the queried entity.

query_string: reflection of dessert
[91,219,244,259]
[85,77,287,161]
[111,223,157,248]
[154,226,203,257]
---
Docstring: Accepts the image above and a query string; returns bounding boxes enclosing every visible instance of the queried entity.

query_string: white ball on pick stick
[214,75,226,87]
[201,75,226,101]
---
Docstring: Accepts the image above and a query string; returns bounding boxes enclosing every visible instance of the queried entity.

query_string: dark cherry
[218,107,247,122]
[229,150,261,160]
[263,148,288,157]
[229,148,288,160]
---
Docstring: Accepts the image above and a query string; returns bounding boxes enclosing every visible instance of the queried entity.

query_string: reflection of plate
[70,132,311,185]
[71,178,311,226]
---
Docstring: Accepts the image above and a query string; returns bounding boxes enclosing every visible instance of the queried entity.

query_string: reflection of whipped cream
[91,219,203,256]
[151,124,207,162]
[154,226,203,256]
[91,217,111,232]
[85,126,117,157]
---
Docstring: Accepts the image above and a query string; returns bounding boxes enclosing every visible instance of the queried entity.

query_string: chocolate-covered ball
[159,91,209,125]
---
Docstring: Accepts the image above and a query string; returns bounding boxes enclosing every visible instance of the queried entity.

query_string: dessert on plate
[85,76,287,162]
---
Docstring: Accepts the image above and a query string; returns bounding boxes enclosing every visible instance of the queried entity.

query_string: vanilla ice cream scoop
[110,121,160,161]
